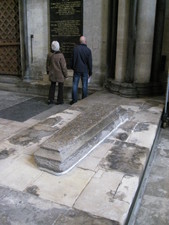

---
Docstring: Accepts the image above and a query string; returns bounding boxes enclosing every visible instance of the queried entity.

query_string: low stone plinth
[34,105,130,175]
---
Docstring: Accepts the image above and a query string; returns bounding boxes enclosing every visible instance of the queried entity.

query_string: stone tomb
[34,104,129,175]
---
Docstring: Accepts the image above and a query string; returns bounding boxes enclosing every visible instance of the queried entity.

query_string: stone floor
[131,127,169,225]
[0,89,166,225]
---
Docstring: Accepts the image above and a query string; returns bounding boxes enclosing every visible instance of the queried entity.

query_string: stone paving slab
[0,185,116,225]
[0,91,31,111]
[74,170,133,224]
[99,141,149,175]
[0,155,42,191]
[0,97,53,122]
[30,167,95,207]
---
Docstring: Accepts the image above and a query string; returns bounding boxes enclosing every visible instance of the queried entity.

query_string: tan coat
[46,52,68,83]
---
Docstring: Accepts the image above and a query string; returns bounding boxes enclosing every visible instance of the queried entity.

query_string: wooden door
[0,0,21,75]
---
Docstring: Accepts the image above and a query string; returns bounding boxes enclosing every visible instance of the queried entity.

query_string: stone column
[106,0,164,97]
[115,0,130,82]
[125,0,138,83]
[134,0,157,83]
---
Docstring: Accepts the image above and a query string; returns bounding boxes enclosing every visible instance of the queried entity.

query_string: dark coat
[70,44,92,76]
[46,51,68,83]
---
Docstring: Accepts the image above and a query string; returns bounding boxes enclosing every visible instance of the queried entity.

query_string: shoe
[70,100,77,105]
[47,100,54,105]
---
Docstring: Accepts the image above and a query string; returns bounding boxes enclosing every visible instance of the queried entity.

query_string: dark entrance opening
[107,0,118,79]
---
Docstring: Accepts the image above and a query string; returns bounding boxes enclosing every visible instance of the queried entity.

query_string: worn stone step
[34,105,130,175]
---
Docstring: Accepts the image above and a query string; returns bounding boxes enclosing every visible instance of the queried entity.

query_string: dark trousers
[72,72,88,103]
[48,81,64,103]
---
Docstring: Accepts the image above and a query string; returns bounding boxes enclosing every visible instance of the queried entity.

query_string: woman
[46,41,67,105]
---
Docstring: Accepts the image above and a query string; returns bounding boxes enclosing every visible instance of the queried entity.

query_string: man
[70,36,92,104]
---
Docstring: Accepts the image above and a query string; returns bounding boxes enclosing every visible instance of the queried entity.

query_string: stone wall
[25,0,169,88]
[25,0,109,87]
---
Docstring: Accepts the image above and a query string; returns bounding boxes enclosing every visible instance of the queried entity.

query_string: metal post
[30,34,34,64]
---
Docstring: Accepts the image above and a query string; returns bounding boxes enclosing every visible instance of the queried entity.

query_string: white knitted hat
[51,41,60,51]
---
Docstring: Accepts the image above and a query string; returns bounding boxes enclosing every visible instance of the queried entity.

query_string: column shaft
[134,0,157,83]
[115,0,130,82]
[125,0,138,83]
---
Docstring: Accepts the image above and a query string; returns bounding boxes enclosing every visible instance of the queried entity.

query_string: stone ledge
[0,75,102,99]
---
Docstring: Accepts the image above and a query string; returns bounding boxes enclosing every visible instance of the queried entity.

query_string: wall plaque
[50,0,83,68]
